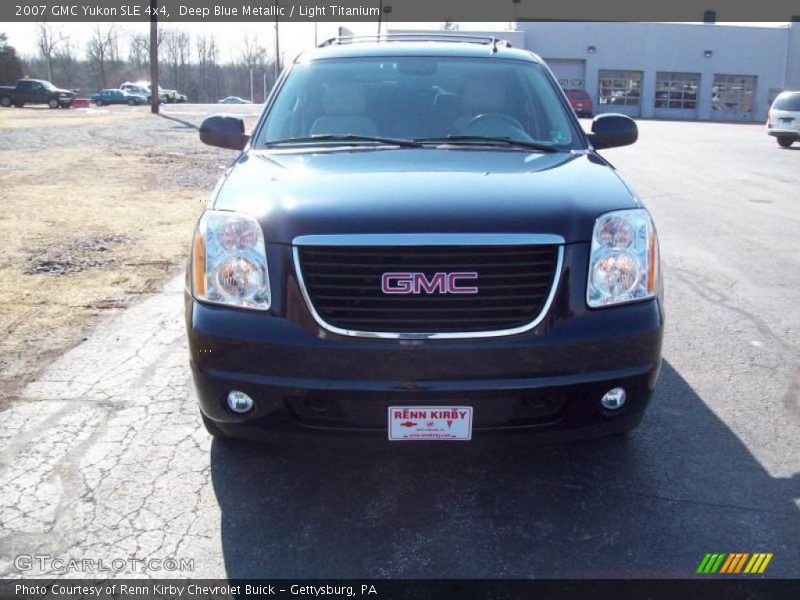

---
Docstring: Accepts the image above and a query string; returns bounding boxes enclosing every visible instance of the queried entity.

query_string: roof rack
[317,34,513,53]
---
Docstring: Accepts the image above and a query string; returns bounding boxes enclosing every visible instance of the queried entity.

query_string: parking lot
[0,109,798,578]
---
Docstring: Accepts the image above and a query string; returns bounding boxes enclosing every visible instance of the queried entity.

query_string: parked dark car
[564,88,594,117]
[0,79,75,108]
[91,89,147,106]
[187,36,663,443]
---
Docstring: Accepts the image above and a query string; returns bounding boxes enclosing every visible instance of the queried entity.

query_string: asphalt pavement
[0,116,798,579]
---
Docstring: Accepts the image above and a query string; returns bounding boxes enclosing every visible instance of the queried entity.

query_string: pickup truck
[0,79,75,108]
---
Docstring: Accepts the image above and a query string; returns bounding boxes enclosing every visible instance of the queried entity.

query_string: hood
[54,88,74,95]
[212,148,640,244]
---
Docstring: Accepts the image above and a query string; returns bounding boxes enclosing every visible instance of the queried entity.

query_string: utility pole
[274,1,281,80]
[378,1,391,36]
[149,0,159,114]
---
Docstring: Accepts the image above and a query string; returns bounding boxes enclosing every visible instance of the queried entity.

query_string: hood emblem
[381,272,478,295]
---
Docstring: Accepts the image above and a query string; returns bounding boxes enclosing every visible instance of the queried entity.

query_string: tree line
[1,24,281,103]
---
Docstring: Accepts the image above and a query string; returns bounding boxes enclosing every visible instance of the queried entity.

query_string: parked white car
[766,91,800,148]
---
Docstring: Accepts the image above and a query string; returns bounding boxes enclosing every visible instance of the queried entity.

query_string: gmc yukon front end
[186,37,664,442]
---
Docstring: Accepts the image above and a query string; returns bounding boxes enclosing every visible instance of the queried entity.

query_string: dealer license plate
[388,406,473,441]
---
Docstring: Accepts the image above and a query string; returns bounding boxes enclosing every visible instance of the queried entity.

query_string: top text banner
[3,0,799,22]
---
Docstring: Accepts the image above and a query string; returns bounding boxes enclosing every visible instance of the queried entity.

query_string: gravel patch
[25,235,133,276]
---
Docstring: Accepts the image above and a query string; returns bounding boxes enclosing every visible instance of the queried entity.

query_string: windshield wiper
[415,135,561,152]
[265,134,423,148]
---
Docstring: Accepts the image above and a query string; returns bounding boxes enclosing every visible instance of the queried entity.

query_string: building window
[558,78,584,90]
[598,70,642,106]
[655,72,699,110]
[711,74,756,112]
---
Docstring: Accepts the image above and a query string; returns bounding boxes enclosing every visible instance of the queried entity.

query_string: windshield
[257,56,581,150]
[773,93,800,112]
[41,81,56,91]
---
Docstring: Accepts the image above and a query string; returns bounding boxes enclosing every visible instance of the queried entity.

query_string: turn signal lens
[587,208,659,308]
[191,211,270,310]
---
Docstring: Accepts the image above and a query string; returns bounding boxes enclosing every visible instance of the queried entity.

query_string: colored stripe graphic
[744,554,761,574]
[719,554,736,574]
[734,553,749,573]
[697,553,727,574]
[696,554,713,574]
[701,553,775,575]
[758,553,773,573]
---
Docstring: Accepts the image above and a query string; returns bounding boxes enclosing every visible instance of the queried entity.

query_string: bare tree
[196,35,219,102]
[161,28,190,90]
[36,22,65,82]
[54,38,75,88]
[239,34,267,102]
[129,32,149,74]
[86,24,120,88]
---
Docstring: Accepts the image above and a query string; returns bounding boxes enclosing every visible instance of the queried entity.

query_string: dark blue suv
[187,35,663,442]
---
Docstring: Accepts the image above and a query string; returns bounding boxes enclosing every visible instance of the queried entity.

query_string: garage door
[597,69,643,118]
[544,59,587,91]
[711,74,757,122]
[654,72,699,120]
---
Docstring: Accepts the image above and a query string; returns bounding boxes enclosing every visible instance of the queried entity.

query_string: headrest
[462,79,507,112]
[322,83,367,115]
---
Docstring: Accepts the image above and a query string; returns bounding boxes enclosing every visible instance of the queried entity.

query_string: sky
[1,21,788,64]
[0,21,491,63]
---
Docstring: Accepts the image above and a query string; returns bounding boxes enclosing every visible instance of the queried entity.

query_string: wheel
[0,96,10,108]
[48,98,59,109]
[127,99,136,106]
[95,100,103,106]
[777,137,794,148]
[201,412,230,439]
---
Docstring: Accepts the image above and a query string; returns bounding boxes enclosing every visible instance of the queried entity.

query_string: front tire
[127,99,136,106]
[777,137,794,148]
[48,98,59,109]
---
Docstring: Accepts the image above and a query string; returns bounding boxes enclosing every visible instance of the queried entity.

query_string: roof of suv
[297,40,543,64]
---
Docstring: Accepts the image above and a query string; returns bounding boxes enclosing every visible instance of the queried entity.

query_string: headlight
[191,210,270,310]
[587,208,659,308]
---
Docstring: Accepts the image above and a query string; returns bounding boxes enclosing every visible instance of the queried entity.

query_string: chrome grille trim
[292,234,564,340]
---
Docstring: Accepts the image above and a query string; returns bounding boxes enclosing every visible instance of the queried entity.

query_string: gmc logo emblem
[381,272,479,295]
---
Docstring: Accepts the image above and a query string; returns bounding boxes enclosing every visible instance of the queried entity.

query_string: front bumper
[186,242,664,440]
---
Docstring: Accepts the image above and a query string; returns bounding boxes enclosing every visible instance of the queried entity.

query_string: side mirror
[588,113,638,150]
[200,115,249,151]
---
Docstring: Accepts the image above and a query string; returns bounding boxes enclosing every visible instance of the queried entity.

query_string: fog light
[600,387,627,410]
[227,390,254,414]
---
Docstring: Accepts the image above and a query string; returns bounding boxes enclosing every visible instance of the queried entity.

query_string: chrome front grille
[293,235,563,339]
